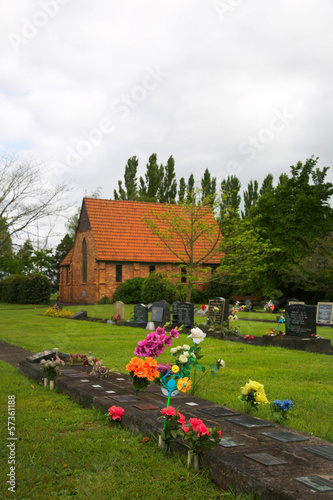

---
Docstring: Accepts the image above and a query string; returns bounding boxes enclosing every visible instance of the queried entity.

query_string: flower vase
[187,451,199,469]
[43,377,48,388]
[158,435,166,450]
[49,380,55,390]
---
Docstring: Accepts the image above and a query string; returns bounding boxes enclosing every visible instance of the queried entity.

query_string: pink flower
[189,417,204,430]
[217,430,222,437]
[182,425,190,434]
[108,406,124,421]
[178,413,186,425]
[170,328,180,338]
[244,335,250,339]
[196,423,210,436]
[161,406,177,417]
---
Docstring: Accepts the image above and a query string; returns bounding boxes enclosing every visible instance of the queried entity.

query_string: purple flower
[157,362,173,376]
[170,328,179,338]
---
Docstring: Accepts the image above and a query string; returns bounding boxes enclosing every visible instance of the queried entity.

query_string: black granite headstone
[151,300,170,325]
[285,304,317,337]
[208,297,229,328]
[172,301,179,324]
[176,302,194,326]
[134,304,148,324]
[26,350,56,363]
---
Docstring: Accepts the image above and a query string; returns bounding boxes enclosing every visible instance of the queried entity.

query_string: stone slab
[108,395,140,403]
[245,452,288,466]
[262,430,310,443]
[303,445,333,461]
[293,476,333,492]
[198,406,241,418]
[133,403,159,411]
[225,415,275,429]
[218,437,245,448]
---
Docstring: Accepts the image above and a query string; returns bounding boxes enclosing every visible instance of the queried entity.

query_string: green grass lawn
[0,304,332,444]
[1,361,254,500]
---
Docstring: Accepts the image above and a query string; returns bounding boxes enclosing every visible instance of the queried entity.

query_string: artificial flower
[177,377,192,392]
[108,406,124,421]
[188,327,206,344]
[178,354,188,364]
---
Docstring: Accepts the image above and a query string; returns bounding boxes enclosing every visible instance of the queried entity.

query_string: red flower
[108,405,124,421]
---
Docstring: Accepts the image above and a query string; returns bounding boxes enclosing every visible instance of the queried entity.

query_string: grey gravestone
[198,407,240,417]
[208,297,229,328]
[134,304,148,324]
[114,301,125,320]
[176,302,194,326]
[172,301,179,324]
[262,431,309,443]
[285,304,317,337]
[72,311,87,320]
[316,302,333,325]
[151,300,170,325]
[245,299,253,312]
[245,453,288,466]
[293,476,333,493]
[225,415,274,428]
[218,437,245,448]
[302,445,333,461]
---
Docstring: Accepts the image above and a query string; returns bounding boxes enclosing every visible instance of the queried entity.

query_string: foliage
[239,379,269,413]
[0,274,26,303]
[40,355,64,380]
[159,407,187,449]
[201,168,217,206]
[143,193,221,302]
[141,272,177,304]
[113,277,145,303]
[16,273,51,304]
[97,294,112,304]
[220,175,241,217]
[43,305,74,318]
[270,399,294,423]
[113,156,139,200]
[182,418,222,456]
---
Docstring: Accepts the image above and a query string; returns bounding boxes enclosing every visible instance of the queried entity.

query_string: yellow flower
[172,365,179,373]
[177,377,192,392]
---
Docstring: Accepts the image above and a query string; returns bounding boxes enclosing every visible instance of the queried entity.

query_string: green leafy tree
[220,175,241,219]
[139,154,163,202]
[143,191,221,302]
[186,174,196,204]
[0,218,14,279]
[201,169,216,205]
[259,174,274,196]
[178,177,186,202]
[53,234,74,288]
[113,156,139,200]
[158,156,177,203]
[242,180,259,218]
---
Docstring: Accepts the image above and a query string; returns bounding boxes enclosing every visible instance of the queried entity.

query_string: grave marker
[114,301,125,320]
[316,302,333,325]
[172,301,194,326]
[134,304,148,325]
[208,297,229,329]
[285,304,317,337]
[151,300,170,325]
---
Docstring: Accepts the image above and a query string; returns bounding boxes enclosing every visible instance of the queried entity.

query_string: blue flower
[282,399,294,411]
[273,399,283,410]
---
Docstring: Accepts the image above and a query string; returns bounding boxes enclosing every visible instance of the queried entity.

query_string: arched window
[82,238,87,283]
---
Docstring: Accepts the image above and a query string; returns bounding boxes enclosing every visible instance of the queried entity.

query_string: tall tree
[53,234,74,288]
[139,154,163,202]
[178,177,186,202]
[259,174,274,196]
[158,156,177,203]
[113,156,139,200]
[220,175,241,219]
[201,168,216,205]
[0,217,14,279]
[242,180,259,218]
[186,174,196,204]
[0,154,70,252]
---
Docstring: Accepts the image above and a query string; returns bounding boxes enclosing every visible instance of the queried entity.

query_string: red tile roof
[65,198,222,265]
[60,248,73,266]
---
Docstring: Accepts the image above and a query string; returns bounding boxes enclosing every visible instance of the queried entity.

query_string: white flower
[188,327,206,344]
[179,354,188,363]
[170,347,177,354]
[218,359,225,368]
[234,315,238,321]
[182,344,191,351]
[213,306,219,313]
[183,351,189,357]
[229,315,234,321]
[176,346,182,351]
[191,353,196,359]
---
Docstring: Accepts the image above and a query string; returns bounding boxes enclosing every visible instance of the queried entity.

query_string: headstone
[114,301,125,320]
[208,297,229,329]
[26,350,56,363]
[173,302,194,326]
[151,300,170,325]
[287,298,305,305]
[134,304,148,324]
[245,299,253,312]
[147,303,153,312]
[285,304,317,337]
[316,302,333,325]
[71,311,87,320]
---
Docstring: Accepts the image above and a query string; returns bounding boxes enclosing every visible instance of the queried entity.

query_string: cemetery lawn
[0,362,253,500]
[0,304,332,445]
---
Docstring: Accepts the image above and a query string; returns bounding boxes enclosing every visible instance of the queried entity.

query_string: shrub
[1,275,26,303]
[141,272,177,304]
[113,277,145,304]
[98,295,112,304]
[17,273,51,304]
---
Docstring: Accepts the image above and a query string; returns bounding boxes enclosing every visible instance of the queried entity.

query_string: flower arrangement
[200,304,208,312]
[239,379,269,413]
[126,356,159,394]
[271,399,294,423]
[40,355,64,380]
[43,306,74,318]
[108,405,124,422]
[159,406,186,449]
[69,353,87,365]
[170,328,225,395]
[133,326,179,358]
[182,417,222,457]
[113,314,121,322]
[244,335,254,340]
[82,353,98,366]
[129,312,135,322]
[264,300,275,312]
[90,360,110,378]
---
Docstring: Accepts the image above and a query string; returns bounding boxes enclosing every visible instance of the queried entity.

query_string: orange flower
[177,377,192,392]
[126,356,159,381]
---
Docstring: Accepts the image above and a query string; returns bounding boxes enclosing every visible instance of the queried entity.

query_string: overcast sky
[1,0,333,247]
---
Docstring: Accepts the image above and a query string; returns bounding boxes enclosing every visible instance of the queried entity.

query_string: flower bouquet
[40,355,64,381]
[159,406,186,450]
[239,379,269,413]
[69,353,87,365]
[182,417,221,467]
[90,360,110,378]
[271,399,294,423]
[126,356,159,394]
